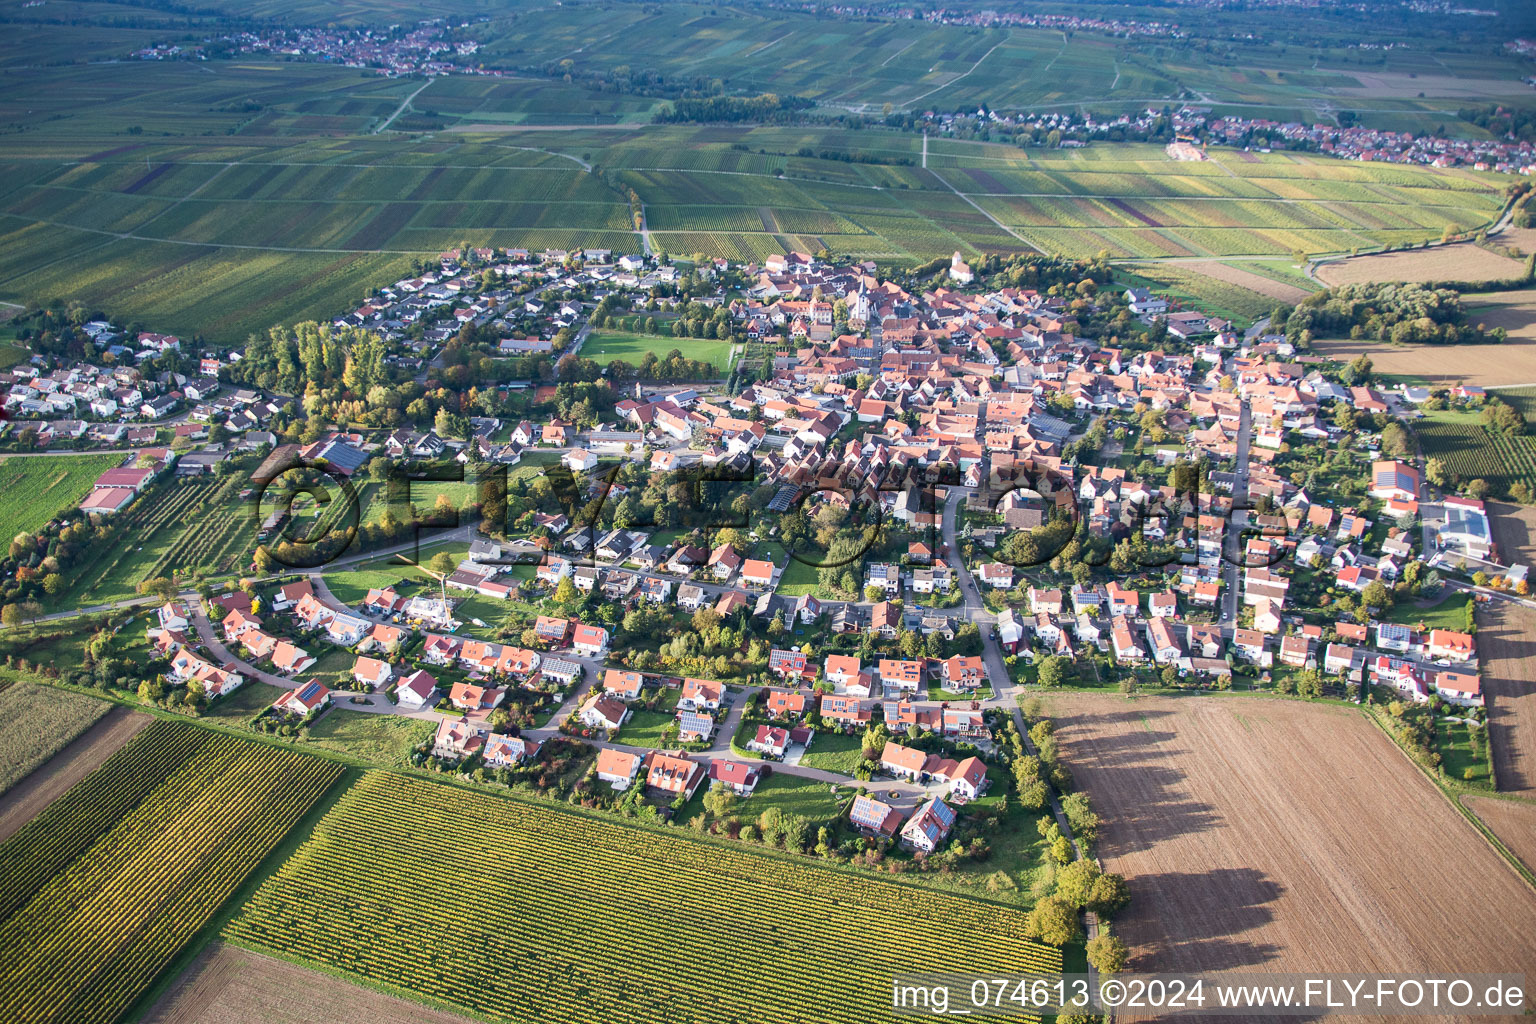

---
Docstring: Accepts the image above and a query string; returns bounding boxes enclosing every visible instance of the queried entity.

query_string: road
[1220,399,1252,626]
[375,77,434,134]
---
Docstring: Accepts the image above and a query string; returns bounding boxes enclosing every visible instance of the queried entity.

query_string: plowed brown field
[1049,694,1536,1022]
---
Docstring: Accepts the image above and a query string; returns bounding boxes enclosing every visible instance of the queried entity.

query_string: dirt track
[0,705,150,844]
[1464,795,1536,874]
[1050,694,1536,1022]
[144,943,483,1024]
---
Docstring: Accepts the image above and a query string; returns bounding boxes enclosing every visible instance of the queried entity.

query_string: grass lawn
[201,681,286,727]
[928,684,994,701]
[323,568,419,608]
[304,647,357,690]
[618,707,680,748]
[1383,590,1472,631]
[745,771,851,824]
[773,553,824,598]
[796,731,867,775]
[304,708,433,769]
[581,329,732,372]
[0,452,125,540]
[1438,720,1493,788]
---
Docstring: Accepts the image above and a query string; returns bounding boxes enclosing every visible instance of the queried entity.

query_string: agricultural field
[0,706,150,845]
[1463,288,1536,344]
[1118,259,1314,323]
[1463,797,1536,876]
[580,329,733,372]
[0,722,343,1024]
[1314,239,1526,286]
[0,683,112,797]
[144,943,484,1024]
[226,771,1062,1024]
[0,91,1510,341]
[1047,693,1536,1003]
[0,453,126,540]
[1315,335,1536,388]
[1472,599,1536,801]
[1412,409,1536,495]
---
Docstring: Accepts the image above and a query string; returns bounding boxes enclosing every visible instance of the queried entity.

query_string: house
[449,682,507,712]
[1231,627,1266,663]
[603,669,645,699]
[1324,643,1357,676]
[824,655,862,690]
[578,693,630,731]
[941,655,986,690]
[1148,590,1177,618]
[534,615,570,646]
[1375,621,1412,653]
[433,717,489,760]
[679,677,724,711]
[881,741,931,780]
[849,794,903,838]
[1028,587,1064,615]
[741,559,776,587]
[1370,461,1421,502]
[1279,635,1311,668]
[572,623,610,656]
[708,543,742,579]
[483,734,541,768]
[709,759,763,796]
[819,694,872,730]
[765,688,810,718]
[562,449,598,472]
[272,680,330,717]
[748,724,792,757]
[539,657,582,688]
[1111,616,1144,661]
[1435,670,1483,707]
[676,585,708,612]
[878,658,925,692]
[364,623,405,653]
[595,747,643,789]
[676,710,715,744]
[352,656,393,689]
[1427,629,1476,662]
[1105,582,1139,617]
[769,648,812,680]
[394,669,439,709]
[1252,599,1283,635]
[868,601,899,638]
[900,798,957,852]
[978,562,1014,589]
[270,642,316,675]
[1145,616,1184,664]
[274,579,314,610]
[947,756,990,801]
[791,593,821,624]
[645,752,708,799]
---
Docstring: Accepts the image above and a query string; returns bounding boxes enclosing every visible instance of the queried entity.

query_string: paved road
[1220,398,1252,626]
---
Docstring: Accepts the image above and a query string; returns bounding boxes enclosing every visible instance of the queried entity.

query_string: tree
[0,605,20,628]
[553,577,577,605]
[1036,654,1069,688]
[1055,857,1102,907]
[1088,872,1131,915]
[1025,896,1081,946]
[1086,933,1129,974]
[429,551,456,575]
[1361,578,1393,611]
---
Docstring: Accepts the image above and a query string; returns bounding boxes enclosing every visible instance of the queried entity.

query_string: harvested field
[1315,242,1523,287]
[1488,500,1536,567]
[144,943,483,1024]
[1464,288,1536,344]
[1312,336,1536,387]
[1463,795,1536,874]
[0,705,150,845]
[1473,599,1536,799]
[1177,260,1313,304]
[1048,693,1536,1020]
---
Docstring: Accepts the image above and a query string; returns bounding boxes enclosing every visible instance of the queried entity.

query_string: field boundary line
[1362,705,1536,893]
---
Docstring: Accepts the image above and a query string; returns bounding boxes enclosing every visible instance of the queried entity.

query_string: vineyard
[1416,415,1536,495]
[0,722,343,1024]
[0,682,110,797]
[226,772,1061,1024]
[0,453,125,540]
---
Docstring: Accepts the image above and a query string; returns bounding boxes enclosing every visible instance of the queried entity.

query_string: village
[2,240,1512,860]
